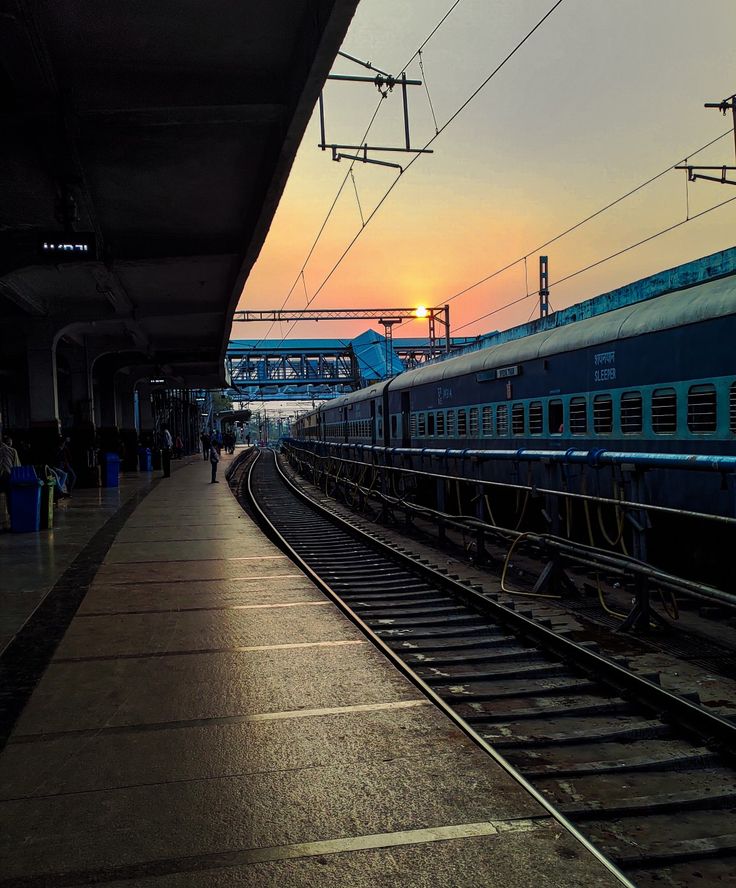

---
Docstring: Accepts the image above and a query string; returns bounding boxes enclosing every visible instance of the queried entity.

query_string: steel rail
[267,448,736,753]
[240,448,637,888]
[290,442,736,528]
[285,443,736,609]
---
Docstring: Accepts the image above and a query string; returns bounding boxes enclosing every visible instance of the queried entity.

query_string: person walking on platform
[201,431,210,460]
[209,438,220,483]
[162,426,173,478]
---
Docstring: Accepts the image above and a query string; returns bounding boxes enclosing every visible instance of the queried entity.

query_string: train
[294,271,735,453]
[291,258,736,543]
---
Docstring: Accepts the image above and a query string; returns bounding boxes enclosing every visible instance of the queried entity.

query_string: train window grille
[529,401,543,434]
[548,399,563,434]
[427,413,435,436]
[469,407,479,436]
[436,411,445,436]
[730,383,736,433]
[569,397,587,435]
[511,403,524,436]
[482,406,492,436]
[447,410,455,436]
[457,409,467,436]
[593,395,613,433]
[418,413,426,436]
[621,392,643,434]
[687,384,717,433]
[651,388,677,434]
[377,419,383,438]
[410,414,417,437]
[496,404,508,436]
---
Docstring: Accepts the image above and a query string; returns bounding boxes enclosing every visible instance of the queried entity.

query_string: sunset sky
[236,0,735,346]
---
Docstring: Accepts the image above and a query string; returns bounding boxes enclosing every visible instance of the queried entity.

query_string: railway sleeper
[509,739,719,779]
[457,694,630,722]
[482,715,674,748]
[544,768,736,820]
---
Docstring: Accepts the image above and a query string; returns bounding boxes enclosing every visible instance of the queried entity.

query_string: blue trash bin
[103,452,120,487]
[138,447,152,471]
[9,466,43,533]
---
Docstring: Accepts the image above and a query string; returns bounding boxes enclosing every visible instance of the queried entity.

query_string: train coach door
[401,392,411,447]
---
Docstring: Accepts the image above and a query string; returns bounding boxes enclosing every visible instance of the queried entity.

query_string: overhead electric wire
[277,0,567,340]
[452,192,736,335]
[249,0,467,352]
[427,127,732,317]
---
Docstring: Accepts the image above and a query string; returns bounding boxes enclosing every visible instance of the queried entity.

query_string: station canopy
[0,1,359,386]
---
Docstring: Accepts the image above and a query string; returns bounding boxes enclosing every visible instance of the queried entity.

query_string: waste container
[138,447,152,471]
[9,466,43,533]
[40,468,56,530]
[103,452,120,488]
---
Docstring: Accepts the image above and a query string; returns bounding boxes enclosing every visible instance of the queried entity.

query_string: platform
[0,450,622,887]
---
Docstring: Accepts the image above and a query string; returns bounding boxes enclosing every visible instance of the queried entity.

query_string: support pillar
[62,341,98,487]
[25,326,60,462]
[116,372,139,471]
[137,384,155,446]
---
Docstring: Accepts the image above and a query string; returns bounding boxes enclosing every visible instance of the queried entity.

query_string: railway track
[235,448,736,888]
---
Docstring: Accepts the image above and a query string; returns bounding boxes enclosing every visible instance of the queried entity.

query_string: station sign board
[37,233,97,262]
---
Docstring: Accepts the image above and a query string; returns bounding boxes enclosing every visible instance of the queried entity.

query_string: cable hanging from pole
[274,0,567,346]
[255,1,469,353]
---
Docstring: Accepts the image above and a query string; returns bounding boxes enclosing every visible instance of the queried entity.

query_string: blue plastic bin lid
[10,466,41,486]
[104,452,121,462]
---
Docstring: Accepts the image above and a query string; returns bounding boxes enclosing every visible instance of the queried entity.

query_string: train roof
[390,271,736,391]
[321,378,392,411]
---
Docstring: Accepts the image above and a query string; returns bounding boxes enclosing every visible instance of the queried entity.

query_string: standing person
[200,431,210,460]
[246,432,251,446]
[162,426,173,478]
[55,436,77,495]
[209,438,220,483]
[0,435,21,529]
[174,435,184,459]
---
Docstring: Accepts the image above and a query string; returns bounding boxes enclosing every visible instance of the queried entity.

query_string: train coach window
[687,384,717,433]
[511,403,524,435]
[569,397,587,435]
[496,404,508,436]
[652,388,677,434]
[730,383,736,433]
[418,413,426,436]
[548,399,563,434]
[410,414,417,437]
[621,392,643,434]
[447,410,456,436]
[457,410,467,436]
[427,413,435,436]
[482,406,493,436]
[593,395,613,433]
[469,408,479,436]
[529,401,543,434]
[436,411,445,436]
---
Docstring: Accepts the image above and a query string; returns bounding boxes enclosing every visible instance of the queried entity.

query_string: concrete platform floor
[0,449,624,887]
[0,456,197,654]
